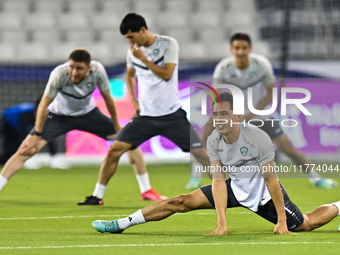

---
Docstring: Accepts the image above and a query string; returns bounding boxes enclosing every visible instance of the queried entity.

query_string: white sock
[332,201,340,216]
[305,170,321,184]
[0,175,8,191]
[117,209,146,230]
[190,162,203,178]
[92,183,106,199]
[136,173,151,193]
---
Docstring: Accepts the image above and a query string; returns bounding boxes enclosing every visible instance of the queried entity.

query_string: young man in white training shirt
[92,92,340,235]
[0,49,165,204]
[79,13,210,205]
[187,33,337,190]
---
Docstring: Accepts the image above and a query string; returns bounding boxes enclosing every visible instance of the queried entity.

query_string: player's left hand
[130,43,146,61]
[20,135,41,156]
[204,226,227,236]
[273,222,292,234]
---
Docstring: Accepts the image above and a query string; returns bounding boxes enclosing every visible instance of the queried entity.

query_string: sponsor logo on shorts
[289,224,296,230]
[217,149,223,152]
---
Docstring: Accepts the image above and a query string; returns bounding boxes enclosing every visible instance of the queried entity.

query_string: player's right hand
[273,222,293,234]
[204,226,227,236]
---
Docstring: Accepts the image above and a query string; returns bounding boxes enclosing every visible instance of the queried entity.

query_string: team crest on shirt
[86,82,93,89]
[153,49,159,56]
[240,146,248,156]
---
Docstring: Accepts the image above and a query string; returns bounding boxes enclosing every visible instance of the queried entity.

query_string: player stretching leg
[79,13,211,205]
[0,49,165,203]
[93,92,340,234]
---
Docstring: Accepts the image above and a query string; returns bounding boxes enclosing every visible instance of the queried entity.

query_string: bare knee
[166,194,192,213]
[18,147,37,158]
[106,145,125,163]
[296,215,316,232]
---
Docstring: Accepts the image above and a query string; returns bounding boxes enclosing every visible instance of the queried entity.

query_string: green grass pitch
[0,163,339,255]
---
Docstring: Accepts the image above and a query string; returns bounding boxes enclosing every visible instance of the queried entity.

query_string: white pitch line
[0,215,126,221]
[0,210,311,221]
[0,211,241,221]
[0,241,336,250]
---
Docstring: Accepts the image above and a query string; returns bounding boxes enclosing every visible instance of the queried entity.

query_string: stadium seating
[0,13,22,30]
[2,0,32,13]
[33,0,65,13]
[50,42,79,62]
[57,12,88,30]
[2,30,28,43]
[67,0,100,13]
[2,0,337,63]
[134,0,162,14]
[196,0,227,12]
[33,30,62,43]
[101,0,132,14]
[17,43,49,62]
[166,28,194,47]
[0,43,16,61]
[24,13,56,30]
[65,30,96,44]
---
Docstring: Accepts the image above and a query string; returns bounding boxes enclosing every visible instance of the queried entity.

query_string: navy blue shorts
[30,107,115,142]
[116,108,203,152]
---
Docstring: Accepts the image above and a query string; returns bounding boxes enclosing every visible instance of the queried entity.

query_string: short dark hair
[69,49,91,65]
[212,92,233,111]
[120,13,148,35]
[230,33,251,46]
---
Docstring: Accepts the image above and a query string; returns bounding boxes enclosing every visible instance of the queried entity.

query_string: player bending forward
[0,49,165,203]
[92,92,340,235]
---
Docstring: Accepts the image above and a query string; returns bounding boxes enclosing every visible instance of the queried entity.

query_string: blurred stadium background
[0,0,339,166]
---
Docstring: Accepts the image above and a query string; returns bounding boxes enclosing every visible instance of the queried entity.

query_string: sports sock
[92,183,106,199]
[190,162,203,178]
[0,175,8,191]
[136,173,151,193]
[305,170,321,184]
[332,201,340,216]
[117,209,146,229]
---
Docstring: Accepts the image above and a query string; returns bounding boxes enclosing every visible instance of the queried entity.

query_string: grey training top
[45,60,110,116]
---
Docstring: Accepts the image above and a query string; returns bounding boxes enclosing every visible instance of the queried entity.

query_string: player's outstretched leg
[0,137,47,192]
[92,188,214,233]
[126,147,167,201]
[295,202,340,232]
[273,134,338,189]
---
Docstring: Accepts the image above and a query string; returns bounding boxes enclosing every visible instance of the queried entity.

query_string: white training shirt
[44,60,110,116]
[127,35,181,116]
[207,124,275,212]
[213,53,276,119]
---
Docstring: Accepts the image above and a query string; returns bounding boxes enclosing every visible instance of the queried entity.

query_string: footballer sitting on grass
[92,92,340,235]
